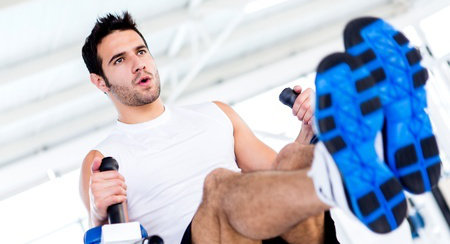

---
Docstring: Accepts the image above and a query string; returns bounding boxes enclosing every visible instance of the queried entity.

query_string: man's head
[82,12,161,106]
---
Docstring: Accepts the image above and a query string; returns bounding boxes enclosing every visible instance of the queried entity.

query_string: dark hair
[81,11,148,81]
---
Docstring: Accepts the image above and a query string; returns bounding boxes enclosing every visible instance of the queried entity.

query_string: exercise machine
[84,157,164,244]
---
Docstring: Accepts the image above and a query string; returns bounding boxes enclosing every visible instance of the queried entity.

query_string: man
[82,10,445,243]
[79,12,336,244]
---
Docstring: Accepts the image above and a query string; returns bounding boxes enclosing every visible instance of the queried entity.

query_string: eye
[138,49,147,55]
[114,57,124,65]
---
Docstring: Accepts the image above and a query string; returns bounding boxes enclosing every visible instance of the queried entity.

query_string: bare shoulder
[212,101,232,113]
[212,101,240,122]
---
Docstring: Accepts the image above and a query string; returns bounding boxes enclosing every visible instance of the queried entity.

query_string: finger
[303,109,313,124]
[91,183,127,203]
[91,157,102,173]
[106,195,127,206]
[92,170,125,181]
[295,88,313,106]
[292,101,301,116]
[92,178,127,192]
[93,185,127,200]
[292,89,312,116]
[101,194,127,208]
[296,98,311,121]
[291,86,302,115]
[296,107,307,122]
[293,85,302,94]
[94,195,127,214]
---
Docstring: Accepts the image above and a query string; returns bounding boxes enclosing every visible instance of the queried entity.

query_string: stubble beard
[109,70,161,106]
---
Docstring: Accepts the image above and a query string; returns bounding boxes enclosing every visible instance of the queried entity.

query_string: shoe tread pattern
[344,17,441,194]
[315,52,406,233]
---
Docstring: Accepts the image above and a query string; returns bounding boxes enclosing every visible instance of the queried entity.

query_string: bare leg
[275,142,314,171]
[191,167,329,243]
[280,213,324,244]
[275,143,325,244]
[192,169,260,244]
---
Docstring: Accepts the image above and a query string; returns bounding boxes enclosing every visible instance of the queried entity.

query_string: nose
[132,55,146,73]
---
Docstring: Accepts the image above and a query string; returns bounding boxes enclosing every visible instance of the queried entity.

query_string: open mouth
[138,77,151,85]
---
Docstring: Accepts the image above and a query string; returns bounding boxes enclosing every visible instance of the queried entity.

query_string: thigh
[191,206,262,244]
[190,168,261,244]
[278,211,340,244]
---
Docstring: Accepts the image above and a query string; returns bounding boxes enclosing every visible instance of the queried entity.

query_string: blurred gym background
[0,0,449,243]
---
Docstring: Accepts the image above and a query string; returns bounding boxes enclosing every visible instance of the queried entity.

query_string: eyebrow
[135,45,147,51]
[108,52,125,65]
[107,45,148,65]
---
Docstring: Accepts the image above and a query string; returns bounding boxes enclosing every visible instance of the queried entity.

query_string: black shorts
[180,210,339,244]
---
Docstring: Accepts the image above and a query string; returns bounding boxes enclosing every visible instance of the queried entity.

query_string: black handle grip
[99,157,119,171]
[144,235,165,244]
[99,157,126,224]
[279,88,299,108]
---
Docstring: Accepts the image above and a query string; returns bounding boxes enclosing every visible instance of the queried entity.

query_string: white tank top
[94,102,240,244]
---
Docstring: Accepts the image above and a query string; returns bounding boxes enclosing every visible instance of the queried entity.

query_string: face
[96,30,161,106]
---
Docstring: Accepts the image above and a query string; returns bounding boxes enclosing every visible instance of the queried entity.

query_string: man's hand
[89,157,127,226]
[291,85,315,144]
[292,85,315,125]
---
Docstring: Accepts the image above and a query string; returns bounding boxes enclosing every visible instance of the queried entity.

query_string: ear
[90,73,109,93]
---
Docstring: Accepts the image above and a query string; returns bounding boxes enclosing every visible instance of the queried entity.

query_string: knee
[202,168,236,204]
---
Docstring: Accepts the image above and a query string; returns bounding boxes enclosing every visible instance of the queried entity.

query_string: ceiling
[1,0,449,200]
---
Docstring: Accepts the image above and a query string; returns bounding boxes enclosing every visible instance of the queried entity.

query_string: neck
[115,98,165,124]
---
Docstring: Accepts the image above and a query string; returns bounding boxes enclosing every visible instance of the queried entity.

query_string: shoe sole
[315,52,407,233]
[344,17,441,194]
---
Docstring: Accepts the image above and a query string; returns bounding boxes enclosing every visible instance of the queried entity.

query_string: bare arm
[79,150,129,227]
[213,85,316,171]
[295,124,315,144]
[213,101,277,172]
[214,100,324,243]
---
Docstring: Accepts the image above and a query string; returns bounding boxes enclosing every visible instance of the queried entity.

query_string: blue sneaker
[344,17,441,194]
[314,52,407,233]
